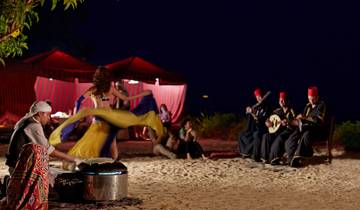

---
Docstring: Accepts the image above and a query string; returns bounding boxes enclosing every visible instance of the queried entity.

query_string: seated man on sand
[6,101,82,175]
[1,101,83,209]
[148,127,177,159]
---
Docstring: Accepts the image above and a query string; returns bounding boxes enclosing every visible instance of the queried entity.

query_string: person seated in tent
[159,103,172,134]
[51,66,173,160]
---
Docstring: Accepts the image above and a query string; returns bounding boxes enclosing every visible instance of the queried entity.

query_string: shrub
[334,121,360,151]
[191,112,246,140]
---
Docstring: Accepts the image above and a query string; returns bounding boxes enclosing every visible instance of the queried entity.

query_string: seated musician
[238,88,271,161]
[285,86,326,167]
[261,92,296,164]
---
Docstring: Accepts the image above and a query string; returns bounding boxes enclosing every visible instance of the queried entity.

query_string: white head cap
[29,101,52,116]
[13,101,52,130]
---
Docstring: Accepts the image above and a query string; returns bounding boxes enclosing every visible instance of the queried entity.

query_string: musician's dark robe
[261,107,296,163]
[285,100,326,167]
[238,102,271,159]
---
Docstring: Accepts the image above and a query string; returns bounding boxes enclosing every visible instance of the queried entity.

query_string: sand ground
[1,143,360,210]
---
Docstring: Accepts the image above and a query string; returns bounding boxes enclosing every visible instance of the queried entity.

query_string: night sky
[25,1,360,122]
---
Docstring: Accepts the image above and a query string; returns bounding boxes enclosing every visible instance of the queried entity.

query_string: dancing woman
[50,66,164,159]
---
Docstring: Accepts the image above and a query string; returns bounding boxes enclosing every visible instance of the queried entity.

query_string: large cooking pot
[79,160,128,201]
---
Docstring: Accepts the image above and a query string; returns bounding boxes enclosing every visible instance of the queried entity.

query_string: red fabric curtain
[74,78,93,109]
[35,77,93,113]
[143,81,187,123]
[34,77,186,123]
[122,81,144,110]
[35,77,76,113]
[0,71,37,117]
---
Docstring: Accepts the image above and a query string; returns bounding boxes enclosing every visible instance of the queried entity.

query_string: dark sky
[26,1,360,122]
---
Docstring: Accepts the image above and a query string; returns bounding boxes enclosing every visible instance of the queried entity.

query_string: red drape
[34,77,186,122]
[35,77,93,113]
[35,77,76,113]
[0,71,37,117]
[143,81,187,123]
[74,79,94,109]
[122,81,144,110]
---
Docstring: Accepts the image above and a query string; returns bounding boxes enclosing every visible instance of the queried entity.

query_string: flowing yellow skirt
[49,108,163,158]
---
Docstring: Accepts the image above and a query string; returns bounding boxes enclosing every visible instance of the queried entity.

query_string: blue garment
[100,125,118,157]
[61,95,85,141]
[132,95,159,115]
[60,94,159,158]
[100,95,159,156]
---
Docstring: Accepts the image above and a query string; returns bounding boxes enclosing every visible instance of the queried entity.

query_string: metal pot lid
[82,170,128,176]
[79,160,128,174]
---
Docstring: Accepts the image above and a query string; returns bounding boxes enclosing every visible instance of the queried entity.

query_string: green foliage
[63,0,85,10]
[192,112,246,140]
[0,34,28,64]
[334,121,360,151]
[0,0,85,65]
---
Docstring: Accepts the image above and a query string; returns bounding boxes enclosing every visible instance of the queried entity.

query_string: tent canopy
[106,56,186,85]
[23,49,97,82]
[0,50,187,124]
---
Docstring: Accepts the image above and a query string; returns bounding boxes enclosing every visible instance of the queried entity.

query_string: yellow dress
[49,108,163,158]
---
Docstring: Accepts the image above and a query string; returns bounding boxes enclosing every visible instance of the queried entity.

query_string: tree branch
[0,27,20,42]
[0,0,38,43]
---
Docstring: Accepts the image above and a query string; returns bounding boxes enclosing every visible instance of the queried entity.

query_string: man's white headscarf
[14,101,52,130]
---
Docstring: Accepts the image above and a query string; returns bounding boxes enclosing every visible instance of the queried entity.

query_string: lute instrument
[268,114,282,133]
[247,91,271,121]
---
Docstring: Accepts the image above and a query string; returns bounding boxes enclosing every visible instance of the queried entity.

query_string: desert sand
[1,148,360,210]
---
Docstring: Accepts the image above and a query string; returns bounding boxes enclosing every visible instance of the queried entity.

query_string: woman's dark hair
[180,117,192,128]
[159,104,168,112]
[93,66,111,96]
